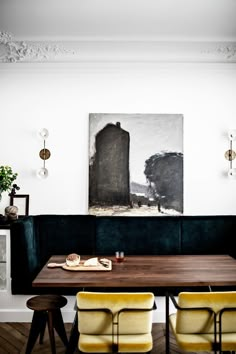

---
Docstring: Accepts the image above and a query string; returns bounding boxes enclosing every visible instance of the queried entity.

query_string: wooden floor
[0,322,212,354]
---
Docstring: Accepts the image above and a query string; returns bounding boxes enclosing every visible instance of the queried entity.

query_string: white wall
[0,61,236,322]
[1,62,236,216]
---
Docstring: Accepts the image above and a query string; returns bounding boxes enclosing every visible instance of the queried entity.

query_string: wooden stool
[25,294,68,354]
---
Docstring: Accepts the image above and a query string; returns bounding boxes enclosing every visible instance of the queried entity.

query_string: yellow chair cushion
[170,313,214,351]
[176,291,236,334]
[79,333,153,353]
[170,313,236,352]
[169,291,236,352]
[77,292,154,334]
[77,292,154,353]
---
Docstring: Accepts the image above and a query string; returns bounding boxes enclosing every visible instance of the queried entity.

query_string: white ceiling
[1,0,236,41]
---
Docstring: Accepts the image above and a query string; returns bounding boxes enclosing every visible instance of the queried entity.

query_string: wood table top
[32,254,236,289]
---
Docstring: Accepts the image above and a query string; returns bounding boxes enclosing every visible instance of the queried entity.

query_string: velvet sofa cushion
[181,216,236,256]
[35,214,96,267]
[95,216,181,255]
[11,216,40,294]
[10,214,96,294]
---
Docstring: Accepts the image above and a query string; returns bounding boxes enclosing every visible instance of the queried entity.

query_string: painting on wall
[89,113,183,216]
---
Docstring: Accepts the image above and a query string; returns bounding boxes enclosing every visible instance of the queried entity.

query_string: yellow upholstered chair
[169,291,236,354]
[76,291,155,353]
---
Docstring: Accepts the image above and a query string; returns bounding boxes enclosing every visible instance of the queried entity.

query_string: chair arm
[219,306,236,316]
[77,307,112,315]
[117,306,155,316]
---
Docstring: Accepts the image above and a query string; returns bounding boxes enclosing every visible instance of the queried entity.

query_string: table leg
[66,311,79,354]
[165,291,170,354]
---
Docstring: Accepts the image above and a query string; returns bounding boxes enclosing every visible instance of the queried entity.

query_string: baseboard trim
[0,308,165,323]
[0,295,167,322]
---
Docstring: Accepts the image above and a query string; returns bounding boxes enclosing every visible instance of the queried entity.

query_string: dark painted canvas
[89,113,183,216]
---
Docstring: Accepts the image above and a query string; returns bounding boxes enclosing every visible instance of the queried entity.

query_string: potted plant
[0,166,18,201]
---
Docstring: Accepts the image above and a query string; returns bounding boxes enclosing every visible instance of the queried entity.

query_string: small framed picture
[10,194,29,217]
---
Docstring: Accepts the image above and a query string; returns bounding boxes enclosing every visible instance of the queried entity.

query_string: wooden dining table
[32,254,236,353]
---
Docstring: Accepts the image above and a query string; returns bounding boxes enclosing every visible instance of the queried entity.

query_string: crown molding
[0,31,236,63]
[0,32,75,63]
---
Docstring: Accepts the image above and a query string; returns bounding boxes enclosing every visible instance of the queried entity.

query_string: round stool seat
[25,294,68,354]
[27,294,67,312]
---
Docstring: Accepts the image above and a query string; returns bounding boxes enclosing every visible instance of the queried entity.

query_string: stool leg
[39,312,47,344]
[25,311,47,354]
[47,311,56,354]
[53,309,68,347]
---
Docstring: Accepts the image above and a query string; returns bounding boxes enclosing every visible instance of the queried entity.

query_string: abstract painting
[89,113,183,216]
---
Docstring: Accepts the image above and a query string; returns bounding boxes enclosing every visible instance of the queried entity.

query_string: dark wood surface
[26,294,67,311]
[33,254,236,288]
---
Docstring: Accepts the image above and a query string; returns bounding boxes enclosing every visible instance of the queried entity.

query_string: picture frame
[89,113,183,216]
[10,194,29,217]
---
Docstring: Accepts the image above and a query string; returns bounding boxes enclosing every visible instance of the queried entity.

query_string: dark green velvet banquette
[10,215,236,295]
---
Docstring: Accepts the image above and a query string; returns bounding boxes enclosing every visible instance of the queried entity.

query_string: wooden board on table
[62,259,112,271]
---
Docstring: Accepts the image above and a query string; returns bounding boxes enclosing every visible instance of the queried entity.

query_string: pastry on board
[66,253,80,267]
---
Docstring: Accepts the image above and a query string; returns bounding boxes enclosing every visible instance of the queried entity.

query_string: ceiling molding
[0,32,236,63]
[0,32,75,62]
[215,45,236,60]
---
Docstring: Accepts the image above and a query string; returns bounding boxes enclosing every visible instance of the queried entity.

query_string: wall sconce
[225,130,236,177]
[37,128,51,178]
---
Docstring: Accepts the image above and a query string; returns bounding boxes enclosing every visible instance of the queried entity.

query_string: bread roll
[66,253,80,267]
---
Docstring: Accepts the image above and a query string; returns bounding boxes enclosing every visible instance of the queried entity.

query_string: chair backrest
[176,291,236,334]
[77,291,154,335]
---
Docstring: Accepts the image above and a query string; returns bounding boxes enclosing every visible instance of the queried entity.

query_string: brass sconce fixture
[37,128,51,178]
[225,130,236,177]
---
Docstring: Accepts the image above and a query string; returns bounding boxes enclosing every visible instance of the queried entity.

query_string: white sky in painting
[89,113,183,185]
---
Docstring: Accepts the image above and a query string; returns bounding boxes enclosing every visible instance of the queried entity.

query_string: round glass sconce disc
[36,167,49,179]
